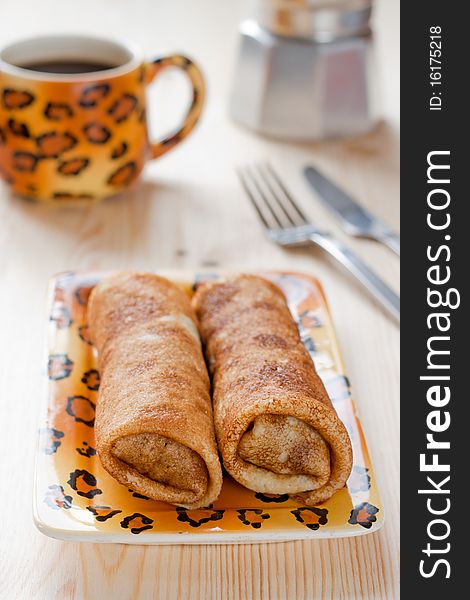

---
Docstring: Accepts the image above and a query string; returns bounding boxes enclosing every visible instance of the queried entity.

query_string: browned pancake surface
[88,272,222,508]
[193,274,352,504]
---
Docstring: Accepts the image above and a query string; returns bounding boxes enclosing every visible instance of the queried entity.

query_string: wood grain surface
[0,0,399,598]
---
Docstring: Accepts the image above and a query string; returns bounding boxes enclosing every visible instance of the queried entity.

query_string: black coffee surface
[20,60,117,74]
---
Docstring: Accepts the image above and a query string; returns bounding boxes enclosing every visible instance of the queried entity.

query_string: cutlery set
[238,163,400,322]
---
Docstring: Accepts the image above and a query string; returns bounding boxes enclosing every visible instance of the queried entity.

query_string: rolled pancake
[88,272,222,509]
[192,275,353,505]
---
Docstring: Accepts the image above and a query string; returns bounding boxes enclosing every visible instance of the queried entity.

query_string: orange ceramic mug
[0,35,205,202]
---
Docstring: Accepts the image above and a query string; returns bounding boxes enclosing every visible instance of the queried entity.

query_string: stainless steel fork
[237,163,400,322]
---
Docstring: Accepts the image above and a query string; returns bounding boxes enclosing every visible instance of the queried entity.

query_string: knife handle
[378,231,400,256]
[310,233,400,322]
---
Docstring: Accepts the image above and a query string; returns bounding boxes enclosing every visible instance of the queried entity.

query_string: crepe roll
[88,272,222,509]
[193,275,353,505]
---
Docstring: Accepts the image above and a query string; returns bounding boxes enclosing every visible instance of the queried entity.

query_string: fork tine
[237,167,271,229]
[264,163,308,224]
[247,165,294,229]
[253,164,296,228]
[246,165,285,229]
[237,167,282,230]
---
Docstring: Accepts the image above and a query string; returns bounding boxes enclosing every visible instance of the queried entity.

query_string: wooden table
[0,1,399,598]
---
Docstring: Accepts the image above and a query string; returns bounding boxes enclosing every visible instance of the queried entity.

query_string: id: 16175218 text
[429,26,442,111]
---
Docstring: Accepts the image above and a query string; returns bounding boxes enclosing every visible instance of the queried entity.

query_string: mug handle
[145,54,205,159]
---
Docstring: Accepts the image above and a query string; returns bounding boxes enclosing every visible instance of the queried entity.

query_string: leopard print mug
[0,35,205,202]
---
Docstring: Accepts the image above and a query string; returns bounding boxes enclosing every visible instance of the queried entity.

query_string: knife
[304,166,400,256]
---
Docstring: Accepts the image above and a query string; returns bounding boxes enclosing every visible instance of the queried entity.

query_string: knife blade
[304,166,400,256]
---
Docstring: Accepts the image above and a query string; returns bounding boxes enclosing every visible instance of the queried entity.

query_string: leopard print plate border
[34,270,383,543]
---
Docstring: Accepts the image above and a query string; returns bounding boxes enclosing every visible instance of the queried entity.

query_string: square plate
[34,270,383,544]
